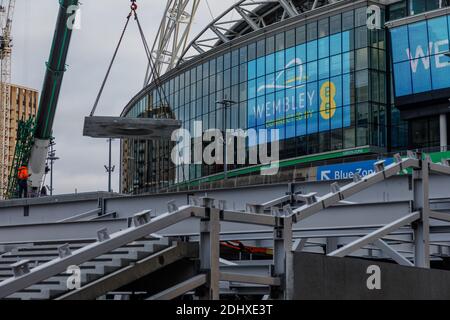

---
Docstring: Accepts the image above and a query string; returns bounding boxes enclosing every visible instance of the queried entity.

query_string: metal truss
[178,0,344,65]
[143,0,201,86]
[1,152,449,300]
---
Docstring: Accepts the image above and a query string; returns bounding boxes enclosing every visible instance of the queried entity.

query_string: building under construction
[1,0,450,301]
[0,85,38,197]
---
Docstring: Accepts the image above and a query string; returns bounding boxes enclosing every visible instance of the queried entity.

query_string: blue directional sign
[316,158,394,181]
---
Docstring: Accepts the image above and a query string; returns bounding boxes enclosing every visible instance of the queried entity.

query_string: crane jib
[34,0,79,140]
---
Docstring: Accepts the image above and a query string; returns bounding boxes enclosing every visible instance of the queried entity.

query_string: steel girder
[178,0,344,65]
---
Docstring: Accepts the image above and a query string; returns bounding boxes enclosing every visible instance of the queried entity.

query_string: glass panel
[286,29,296,48]
[276,33,285,51]
[330,14,342,34]
[307,21,318,41]
[355,7,367,27]
[266,36,275,54]
[330,33,342,56]
[342,10,354,30]
[318,18,329,38]
[318,37,329,59]
[296,25,306,44]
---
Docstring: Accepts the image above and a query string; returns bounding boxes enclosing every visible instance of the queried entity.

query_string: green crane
[6,0,79,198]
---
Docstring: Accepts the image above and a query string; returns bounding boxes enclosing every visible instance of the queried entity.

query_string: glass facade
[246,31,352,146]
[388,0,450,20]
[389,10,450,150]
[391,14,450,97]
[122,1,450,194]
[386,1,450,152]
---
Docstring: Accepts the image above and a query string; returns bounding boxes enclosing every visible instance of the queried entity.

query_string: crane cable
[134,9,171,116]
[90,0,170,118]
[89,5,133,117]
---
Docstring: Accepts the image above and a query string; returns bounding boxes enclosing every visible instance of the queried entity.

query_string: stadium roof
[178,0,346,65]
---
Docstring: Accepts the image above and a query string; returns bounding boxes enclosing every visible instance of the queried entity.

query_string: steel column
[272,214,293,299]
[440,114,447,151]
[198,199,220,300]
[413,156,431,268]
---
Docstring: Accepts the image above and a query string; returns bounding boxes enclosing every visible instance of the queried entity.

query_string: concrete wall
[293,253,450,300]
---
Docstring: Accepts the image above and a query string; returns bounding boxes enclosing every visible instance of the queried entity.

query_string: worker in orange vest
[17,165,31,198]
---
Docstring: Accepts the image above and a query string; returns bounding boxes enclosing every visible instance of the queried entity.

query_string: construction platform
[0,154,450,300]
[83,116,181,139]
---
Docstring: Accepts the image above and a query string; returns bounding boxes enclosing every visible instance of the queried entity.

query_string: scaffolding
[5,117,35,199]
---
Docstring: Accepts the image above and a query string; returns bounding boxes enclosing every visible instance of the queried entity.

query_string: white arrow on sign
[321,170,331,181]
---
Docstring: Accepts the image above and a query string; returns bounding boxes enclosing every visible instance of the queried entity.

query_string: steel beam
[144,0,201,84]
[262,195,292,209]
[373,239,414,267]
[222,210,277,227]
[5,173,450,228]
[209,25,229,43]
[220,272,280,286]
[57,208,102,223]
[56,242,198,300]
[293,159,419,223]
[429,162,450,175]
[235,6,260,31]
[292,238,307,252]
[199,201,220,300]
[278,0,298,17]
[272,215,293,299]
[147,274,207,300]
[0,201,421,244]
[328,211,420,258]
[413,157,431,268]
[0,206,205,299]
[0,219,129,244]
[430,210,450,223]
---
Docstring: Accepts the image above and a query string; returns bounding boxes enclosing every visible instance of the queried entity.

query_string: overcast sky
[11,0,235,194]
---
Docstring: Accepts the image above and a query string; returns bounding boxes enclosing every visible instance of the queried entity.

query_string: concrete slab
[83,116,181,139]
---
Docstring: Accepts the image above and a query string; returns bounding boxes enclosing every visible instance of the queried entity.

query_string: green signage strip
[176,146,373,188]
[172,149,450,189]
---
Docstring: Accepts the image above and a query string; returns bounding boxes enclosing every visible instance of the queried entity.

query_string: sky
[11,0,235,194]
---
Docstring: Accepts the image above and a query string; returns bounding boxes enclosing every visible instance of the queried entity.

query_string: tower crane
[0,0,15,197]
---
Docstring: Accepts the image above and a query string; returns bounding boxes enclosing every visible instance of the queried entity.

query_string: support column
[440,114,447,151]
[413,155,430,268]
[326,237,339,254]
[272,215,293,299]
[198,198,220,300]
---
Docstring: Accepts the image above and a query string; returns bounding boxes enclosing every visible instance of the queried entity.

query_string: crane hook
[130,0,138,11]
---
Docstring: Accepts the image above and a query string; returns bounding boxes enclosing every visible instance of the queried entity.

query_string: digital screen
[246,31,352,145]
[390,14,450,97]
